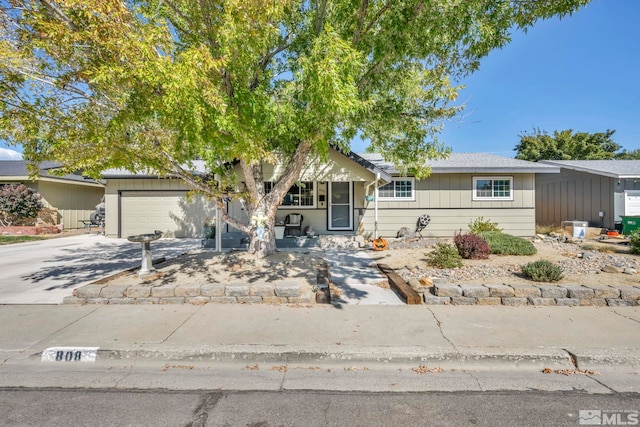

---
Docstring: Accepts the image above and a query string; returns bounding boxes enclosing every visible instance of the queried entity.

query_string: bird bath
[127,230,163,277]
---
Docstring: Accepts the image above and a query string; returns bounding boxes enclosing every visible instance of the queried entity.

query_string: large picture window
[473,177,513,201]
[377,178,415,200]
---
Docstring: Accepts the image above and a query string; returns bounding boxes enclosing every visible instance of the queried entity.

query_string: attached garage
[102,171,219,238]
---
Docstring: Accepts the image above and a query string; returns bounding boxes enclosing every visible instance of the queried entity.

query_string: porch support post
[215,206,222,252]
[374,173,380,239]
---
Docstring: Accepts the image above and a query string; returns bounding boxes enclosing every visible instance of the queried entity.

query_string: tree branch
[353,0,369,45]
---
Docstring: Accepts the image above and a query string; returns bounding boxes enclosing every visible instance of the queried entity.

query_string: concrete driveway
[0,234,202,304]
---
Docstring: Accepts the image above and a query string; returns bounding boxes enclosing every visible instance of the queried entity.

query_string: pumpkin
[372,237,388,251]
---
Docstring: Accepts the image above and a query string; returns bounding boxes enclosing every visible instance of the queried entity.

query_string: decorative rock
[435,284,463,297]
[275,281,302,298]
[175,284,202,297]
[624,268,638,275]
[125,286,151,298]
[159,297,185,304]
[580,298,607,306]
[186,296,210,305]
[62,296,85,304]
[237,296,264,304]
[555,298,580,306]
[396,227,415,238]
[460,285,490,298]
[581,251,595,260]
[108,298,135,305]
[589,285,620,299]
[510,284,540,298]
[250,282,276,297]
[451,297,477,305]
[606,299,636,307]
[99,285,130,299]
[86,298,109,304]
[477,297,502,305]
[134,298,159,304]
[201,283,225,297]
[537,285,567,299]
[151,285,177,298]
[74,285,104,299]
[602,265,623,274]
[528,297,556,306]
[423,296,451,305]
[225,284,250,297]
[502,297,529,306]
[565,286,595,299]
[210,297,237,304]
[620,287,640,300]
[484,284,515,297]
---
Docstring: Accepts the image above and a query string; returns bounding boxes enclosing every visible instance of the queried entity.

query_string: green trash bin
[620,216,640,235]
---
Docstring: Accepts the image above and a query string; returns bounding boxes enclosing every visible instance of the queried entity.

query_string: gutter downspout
[374,173,380,239]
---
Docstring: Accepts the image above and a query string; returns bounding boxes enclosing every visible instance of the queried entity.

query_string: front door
[328,182,353,231]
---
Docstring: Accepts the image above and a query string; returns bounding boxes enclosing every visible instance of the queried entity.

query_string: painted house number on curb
[41,347,99,362]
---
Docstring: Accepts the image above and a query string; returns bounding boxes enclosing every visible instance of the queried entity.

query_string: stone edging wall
[64,280,315,305]
[420,283,640,306]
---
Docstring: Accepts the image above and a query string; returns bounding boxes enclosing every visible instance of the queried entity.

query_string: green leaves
[514,128,621,161]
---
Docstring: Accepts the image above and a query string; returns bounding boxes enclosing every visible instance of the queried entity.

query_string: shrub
[480,231,537,256]
[0,184,44,226]
[454,232,490,260]
[521,260,564,282]
[629,229,640,255]
[468,216,501,234]
[426,243,463,269]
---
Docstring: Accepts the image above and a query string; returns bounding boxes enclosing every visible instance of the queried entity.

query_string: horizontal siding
[360,208,536,238]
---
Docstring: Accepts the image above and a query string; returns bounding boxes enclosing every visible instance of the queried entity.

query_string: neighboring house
[103,150,558,239]
[537,160,640,230]
[0,161,105,229]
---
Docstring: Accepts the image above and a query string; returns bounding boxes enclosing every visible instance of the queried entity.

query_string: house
[0,160,105,229]
[102,150,558,240]
[537,160,640,230]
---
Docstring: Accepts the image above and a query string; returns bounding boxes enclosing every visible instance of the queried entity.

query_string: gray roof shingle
[539,160,640,179]
[359,152,560,174]
[0,160,102,184]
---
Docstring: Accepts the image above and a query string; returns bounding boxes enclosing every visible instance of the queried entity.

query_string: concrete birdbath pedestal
[127,230,163,277]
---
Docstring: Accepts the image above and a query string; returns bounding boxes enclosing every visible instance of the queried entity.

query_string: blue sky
[1,0,637,160]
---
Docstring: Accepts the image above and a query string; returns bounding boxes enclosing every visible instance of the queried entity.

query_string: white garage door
[120,191,215,238]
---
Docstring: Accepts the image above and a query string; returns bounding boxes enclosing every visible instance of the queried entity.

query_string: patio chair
[284,213,303,236]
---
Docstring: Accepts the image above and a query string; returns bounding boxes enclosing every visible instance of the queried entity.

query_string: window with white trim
[266,181,315,208]
[377,178,415,200]
[473,177,513,201]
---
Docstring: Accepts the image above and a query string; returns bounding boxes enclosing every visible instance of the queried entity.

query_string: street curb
[20,345,638,370]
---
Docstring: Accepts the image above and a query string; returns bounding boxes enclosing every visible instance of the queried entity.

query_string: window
[280,181,315,208]
[377,178,415,200]
[473,177,513,201]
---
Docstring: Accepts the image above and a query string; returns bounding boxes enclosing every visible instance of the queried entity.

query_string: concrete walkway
[1,304,638,373]
[325,250,404,305]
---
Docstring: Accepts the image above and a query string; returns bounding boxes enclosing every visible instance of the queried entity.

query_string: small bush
[426,242,463,269]
[454,232,491,260]
[521,260,564,282]
[480,231,537,256]
[629,230,640,255]
[0,184,44,226]
[468,216,501,234]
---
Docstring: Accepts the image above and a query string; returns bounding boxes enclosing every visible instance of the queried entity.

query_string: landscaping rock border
[420,283,640,306]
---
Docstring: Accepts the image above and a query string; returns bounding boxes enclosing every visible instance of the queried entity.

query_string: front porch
[200,232,367,250]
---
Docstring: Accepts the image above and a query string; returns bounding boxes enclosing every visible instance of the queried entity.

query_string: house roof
[359,152,560,174]
[101,151,394,182]
[0,160,104,185]
[539,160,640,179]
[101,161,208,178]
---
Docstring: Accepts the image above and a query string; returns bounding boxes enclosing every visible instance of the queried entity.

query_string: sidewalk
[1,303,638,371]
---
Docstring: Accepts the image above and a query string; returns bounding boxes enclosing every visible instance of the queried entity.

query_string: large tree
[515,128,621,161]
[0,0,588,257]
